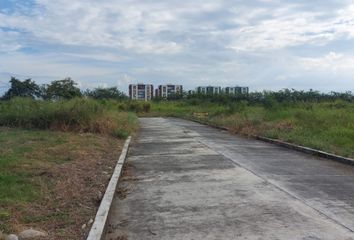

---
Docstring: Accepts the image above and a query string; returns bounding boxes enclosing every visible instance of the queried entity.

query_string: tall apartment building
[188,90,196,95]
[156,84,183,98]
[224,86,249,95]
[129,84,153,101]
[196,86,222,95]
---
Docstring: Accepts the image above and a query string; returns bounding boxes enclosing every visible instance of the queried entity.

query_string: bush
[116,101,151,113]
[85,87,127,100]
[227,101,248,114]
[113,129,129,139]
[143,103,151,113]
[263,96,279,110]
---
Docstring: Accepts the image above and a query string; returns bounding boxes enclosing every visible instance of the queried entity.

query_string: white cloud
[0,29,22,52]
[0,0,187,54]
[1,0,354,92]
[299,52,354,73]
[2,1,354,53]
[228,4,354,51]
[0,52,115,81]
[63,52,123,62]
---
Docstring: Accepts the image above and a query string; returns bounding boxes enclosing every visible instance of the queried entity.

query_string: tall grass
[0,98,139,138]
[146,100,354,158]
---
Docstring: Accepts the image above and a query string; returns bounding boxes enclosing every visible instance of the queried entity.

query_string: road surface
[105,117,354,240]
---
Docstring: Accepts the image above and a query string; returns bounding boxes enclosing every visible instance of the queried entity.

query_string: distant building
[156,84,183,98]
[188,90,196,95]
[196,86,221,95]
[224,86,249,95]
[129,84,153,101]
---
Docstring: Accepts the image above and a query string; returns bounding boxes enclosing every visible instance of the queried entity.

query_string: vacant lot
[0,98,139,239]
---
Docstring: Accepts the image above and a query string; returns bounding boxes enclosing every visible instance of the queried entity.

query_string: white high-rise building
[129,84,154,101]
[196,86,222,95]
[224,86,249,95]
[156,84,183,98]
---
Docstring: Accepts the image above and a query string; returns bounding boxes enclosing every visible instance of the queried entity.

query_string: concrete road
[105,117,354,240]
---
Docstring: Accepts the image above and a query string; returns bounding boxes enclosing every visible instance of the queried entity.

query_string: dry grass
[0,128,125,239]
[0,98,138,139]
[149,101,354,158]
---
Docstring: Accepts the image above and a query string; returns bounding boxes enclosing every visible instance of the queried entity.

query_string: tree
[85,87,127,100]
[43,78,82,100]
[1,77,40,100]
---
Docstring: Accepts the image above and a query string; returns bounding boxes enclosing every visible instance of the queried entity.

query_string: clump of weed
[226,101,248,114]
[117,101,151,113]
[113,129,129,139]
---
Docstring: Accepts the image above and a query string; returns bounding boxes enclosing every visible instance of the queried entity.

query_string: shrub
[116,101,151,113]
[227,101,248,114]
[113,129,129,139]
[263,96,279,110]
[143,103,151,113]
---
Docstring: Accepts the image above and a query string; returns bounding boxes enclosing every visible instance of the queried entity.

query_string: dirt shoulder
[0,127,124,239]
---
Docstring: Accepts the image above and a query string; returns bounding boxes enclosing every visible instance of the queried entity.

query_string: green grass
[0,98,138,208]
[145,100,354,158]
[0,129,74,232]
[0,98,139,235]
[0,127,127,236]
[0,129,73,205]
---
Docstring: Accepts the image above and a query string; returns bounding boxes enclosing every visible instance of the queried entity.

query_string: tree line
[1,77,353,103]
[1,77,127,100]
[183,88,353,104]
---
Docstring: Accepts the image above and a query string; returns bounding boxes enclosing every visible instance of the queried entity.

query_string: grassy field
[144,100,354,158]
[0,98,139,239]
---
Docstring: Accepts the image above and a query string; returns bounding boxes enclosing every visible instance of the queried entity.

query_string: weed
[114,129,129,139]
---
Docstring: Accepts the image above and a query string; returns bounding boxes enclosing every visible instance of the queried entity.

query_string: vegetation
[0,78,141,238]
[185,88,353,104]
[42,78,82,100]
[84,87,127,100]
[0,98,138,138]
[1,77,41,100]
[0,77,353,158]
[145,95,354,158]
[1,77,128,101]
[0,128,124,239]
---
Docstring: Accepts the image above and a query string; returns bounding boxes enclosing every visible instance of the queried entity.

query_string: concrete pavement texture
[104,117,354,240]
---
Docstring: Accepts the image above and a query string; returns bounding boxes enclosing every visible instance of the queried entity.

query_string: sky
[1,0,354,94]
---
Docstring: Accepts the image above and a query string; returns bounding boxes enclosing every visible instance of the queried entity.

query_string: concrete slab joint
[86,136,131,240]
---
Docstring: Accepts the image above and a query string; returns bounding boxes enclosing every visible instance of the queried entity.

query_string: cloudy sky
[1,0,354,93]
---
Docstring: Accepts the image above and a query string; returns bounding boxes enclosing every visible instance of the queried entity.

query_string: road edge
[254,136,354,166]
[86,136,131,240]
[185,117,354,166]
